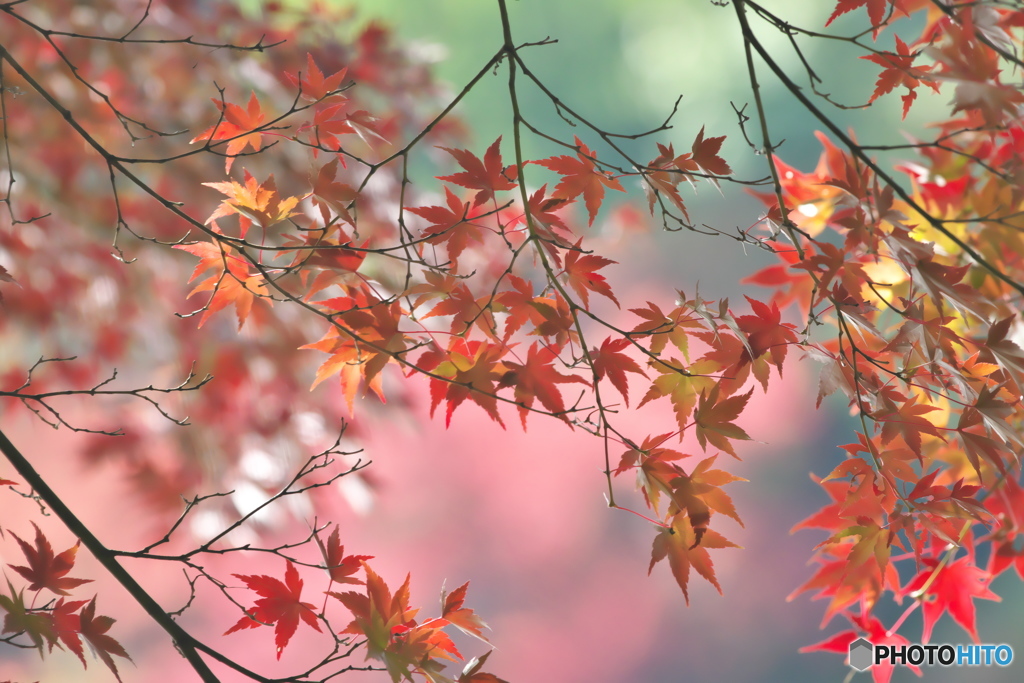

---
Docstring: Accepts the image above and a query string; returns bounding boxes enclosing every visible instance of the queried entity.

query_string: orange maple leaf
[419,339,509,427]
[173,241,269,329]
[330,565,419,660]
[693,384,753,458]
[649,513,739,605]
[190,91,267,173]
[534,135,625,225]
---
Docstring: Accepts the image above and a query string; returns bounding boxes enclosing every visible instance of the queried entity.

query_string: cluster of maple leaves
[0,523,130,680]
[3,0,1024,681]
[742,1,1024,679]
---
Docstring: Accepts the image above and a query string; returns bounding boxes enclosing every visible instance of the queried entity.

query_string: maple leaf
[906,556,1000,643]
[643,142,692,220]
[302,293,407,411]
[407,186,484,266]
[561,241,620,309]
[801,612,919,683]
[493,275,538,341]
[649,512,739,605]
[860,35,938,118]
[309,159,357,226]
[314,525,374,585]
[173,241,269,329]
[590,337,646,406]
[441,582,489,642]
[515,184,575,246]
[678,126,733,177]
[0,264,16,303]
[330,565,419,661]
[50,597,88,665]
[0,578,56,651]
[286,53,348,101]
[629,300,703,358]
[297,100,390,153]
[669,455,746,543]
[826,0,911,37]
[437,137,517,207]
[7,523,92,596]
[225,560,323,659]
[419,339,508,427]
[203,172,304,231]
[421,278,500,339]
[498,342,588,428]
[615,432,688,477]
[534,135,625,225]
[78,596,132,682]
[693,384,753,458]
[735,296,798,373]
[872,390,945,456]
[458,650,510,683]
[190,91,267,173]
[637,358,719,434]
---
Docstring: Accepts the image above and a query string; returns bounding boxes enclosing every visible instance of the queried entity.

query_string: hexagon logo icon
[849,637,874,671]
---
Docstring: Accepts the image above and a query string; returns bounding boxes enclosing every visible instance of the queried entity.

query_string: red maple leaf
[441,582,490,642]
[419,339,509,427]
[826,0,912,37]
[735,296,798,372]
[861,35,938,118]
[78,596,132,682]
[498,343,588,428]
[801,612,919,683]
[286,53,348,101]
[562,241,619,309]
[309,158,357,226]
[50,597,88,665]
[407,186,484,264]
[438,137,517,207]
[678,126,733,177]
[225,560,323,659]
[516,184,574,246]
[314,525,374,586]
[590,337,646,406]
[643,142,692,220]
[534,135,625,225]
[906,556,1000,643]
[7,523,92,596]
